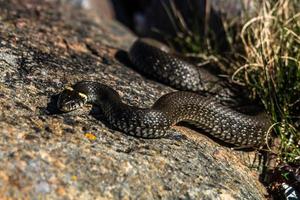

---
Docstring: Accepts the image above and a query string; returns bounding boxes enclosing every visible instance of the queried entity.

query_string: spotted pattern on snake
[57,38,270,148]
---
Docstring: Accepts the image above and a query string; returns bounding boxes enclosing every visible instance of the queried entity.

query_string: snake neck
[71,81,173,138]
[73,81,122,111]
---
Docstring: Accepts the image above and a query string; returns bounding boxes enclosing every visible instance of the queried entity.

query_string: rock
[0,0,267,199]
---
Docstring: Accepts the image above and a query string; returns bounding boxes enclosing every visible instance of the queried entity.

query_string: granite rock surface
[0,0,267,199]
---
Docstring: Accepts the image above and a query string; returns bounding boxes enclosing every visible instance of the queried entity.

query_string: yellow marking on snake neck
[65,86,74,91]
[78,92,88,99]
[64,86,87,100]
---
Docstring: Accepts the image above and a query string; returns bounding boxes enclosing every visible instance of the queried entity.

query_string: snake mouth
[57,101,81,112]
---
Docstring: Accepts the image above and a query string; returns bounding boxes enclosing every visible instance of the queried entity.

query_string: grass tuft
[237,0,300,165]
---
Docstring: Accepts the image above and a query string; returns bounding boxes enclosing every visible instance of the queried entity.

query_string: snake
[57,38,270,148]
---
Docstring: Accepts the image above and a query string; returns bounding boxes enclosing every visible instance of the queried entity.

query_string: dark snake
[57,38,270,148]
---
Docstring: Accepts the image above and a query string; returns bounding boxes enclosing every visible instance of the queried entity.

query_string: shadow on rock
[42,94,64,115]
[115,49,133,68]
[178,122,257,151]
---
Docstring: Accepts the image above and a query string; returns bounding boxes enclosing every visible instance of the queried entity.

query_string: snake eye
[57,88,87,112]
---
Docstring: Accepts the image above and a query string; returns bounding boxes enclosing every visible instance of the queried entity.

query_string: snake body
[57,38,270,147]
[129,38,246,106]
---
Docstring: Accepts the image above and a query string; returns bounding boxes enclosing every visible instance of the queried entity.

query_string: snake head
[57,86,88,112]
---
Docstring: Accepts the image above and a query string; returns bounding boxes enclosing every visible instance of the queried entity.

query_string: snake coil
[57,38,270,148]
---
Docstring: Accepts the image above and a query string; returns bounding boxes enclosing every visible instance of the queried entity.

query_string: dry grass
[236,0,300,164]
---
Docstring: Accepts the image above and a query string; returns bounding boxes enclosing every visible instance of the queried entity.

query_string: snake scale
[57,38,270,148]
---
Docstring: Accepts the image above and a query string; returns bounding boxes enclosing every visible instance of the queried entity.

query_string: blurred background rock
[66,0,254,34]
